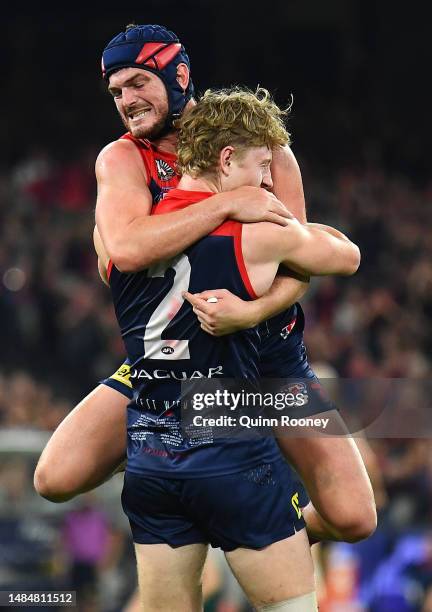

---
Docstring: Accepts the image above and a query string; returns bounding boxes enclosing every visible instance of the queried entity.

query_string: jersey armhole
[234,224,258,300]
[120,133,152,186]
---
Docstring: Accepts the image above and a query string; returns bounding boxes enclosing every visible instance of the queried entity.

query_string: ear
[220,146,235,176]
[176,63,190,91]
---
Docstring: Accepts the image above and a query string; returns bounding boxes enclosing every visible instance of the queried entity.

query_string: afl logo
[156,159,176,181]
[161,346,175,355]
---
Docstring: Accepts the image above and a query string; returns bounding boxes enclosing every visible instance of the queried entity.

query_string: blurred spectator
[62,494,110,610]
[2,148,432,610]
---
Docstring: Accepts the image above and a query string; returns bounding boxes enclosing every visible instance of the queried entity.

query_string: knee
[33,461,76,503]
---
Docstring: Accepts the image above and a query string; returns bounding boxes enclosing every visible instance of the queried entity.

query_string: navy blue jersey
[259,304,309,377]
[108,189,280,477]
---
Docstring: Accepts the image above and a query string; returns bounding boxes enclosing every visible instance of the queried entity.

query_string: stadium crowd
[1,147,431,610]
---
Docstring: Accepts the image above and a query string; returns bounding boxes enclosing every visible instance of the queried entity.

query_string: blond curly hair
[174,86,291,177]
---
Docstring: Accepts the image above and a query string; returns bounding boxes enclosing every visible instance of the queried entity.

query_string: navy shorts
[122,459,306,552]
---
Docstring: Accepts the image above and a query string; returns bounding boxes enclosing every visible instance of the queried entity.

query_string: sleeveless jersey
[109,188,280,478]
[120,133,179,204]
[259,303,310,378]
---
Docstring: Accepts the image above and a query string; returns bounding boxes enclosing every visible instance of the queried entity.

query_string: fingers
[200,322,216,336]
[183,293,216,319]
[183,289,228,306]
[182,291,207,309]
[271,203,293,219]
[263,211,292,226]
[183,290,230,337]
[193,308,214,326]
[195,289,228,301]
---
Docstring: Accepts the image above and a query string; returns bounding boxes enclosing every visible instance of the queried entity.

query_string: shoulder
[271,144,299,171]
[95,138,147,182]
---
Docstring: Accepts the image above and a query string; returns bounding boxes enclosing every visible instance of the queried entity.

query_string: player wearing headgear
[94,85,362,611]
[34,24,376,551]
[101,24,195,136]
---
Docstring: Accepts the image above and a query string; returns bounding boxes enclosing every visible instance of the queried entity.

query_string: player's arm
[95,140,291,273]
[248,219,360,277]
[271,145,307,223]
[184,146,310,335]
[184,270,309,335]
[250,145,309,317]
[93,226,110,286]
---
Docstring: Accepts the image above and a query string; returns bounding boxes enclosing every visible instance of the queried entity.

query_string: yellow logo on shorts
[291,492,302,519]
[110,363,132,388]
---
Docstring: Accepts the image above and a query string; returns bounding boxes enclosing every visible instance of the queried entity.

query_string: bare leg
[225,529,316,610]
[276,410,377,543]
[134,543,208,611]
[34,385,128,502]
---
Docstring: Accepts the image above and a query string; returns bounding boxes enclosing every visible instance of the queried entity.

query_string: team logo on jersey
[156,159,176,181]
[286,382,307,395]
[279,381,308,407]
[280,317,297,339]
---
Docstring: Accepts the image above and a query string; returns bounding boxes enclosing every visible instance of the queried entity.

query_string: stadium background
[0,2,430,610]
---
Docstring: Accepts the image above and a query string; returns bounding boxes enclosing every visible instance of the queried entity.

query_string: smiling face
[220,146,273,191]
[108,67,169,139]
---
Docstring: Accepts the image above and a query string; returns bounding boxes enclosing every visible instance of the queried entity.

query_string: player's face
[108,68,169,139]
[225,146,273,191]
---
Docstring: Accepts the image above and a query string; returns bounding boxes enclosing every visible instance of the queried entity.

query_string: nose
[262,169,273,191]
[122,86,138,107]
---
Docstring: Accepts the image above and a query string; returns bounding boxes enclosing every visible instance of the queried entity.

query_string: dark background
[1,1,430,179]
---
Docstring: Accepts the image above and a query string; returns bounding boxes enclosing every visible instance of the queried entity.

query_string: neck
[151,130,178,154]
[150,99,197,154]
[178,172,220,193]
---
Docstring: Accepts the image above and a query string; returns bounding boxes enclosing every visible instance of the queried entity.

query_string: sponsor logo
[280,317,297,339]
[291,492,303,519]
[156,159,176,181]
[130,365,224,381]
[161,346,175,355]
[109,363,132,388]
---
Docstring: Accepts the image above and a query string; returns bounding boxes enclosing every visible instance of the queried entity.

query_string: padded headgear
[102,24,194,131]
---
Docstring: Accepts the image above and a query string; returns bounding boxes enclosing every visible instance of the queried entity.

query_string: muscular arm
[271,145,307,223]
[251,145,309,316]
[95,140,290,272]
[244,269,309,325]
[246,219,360,278]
